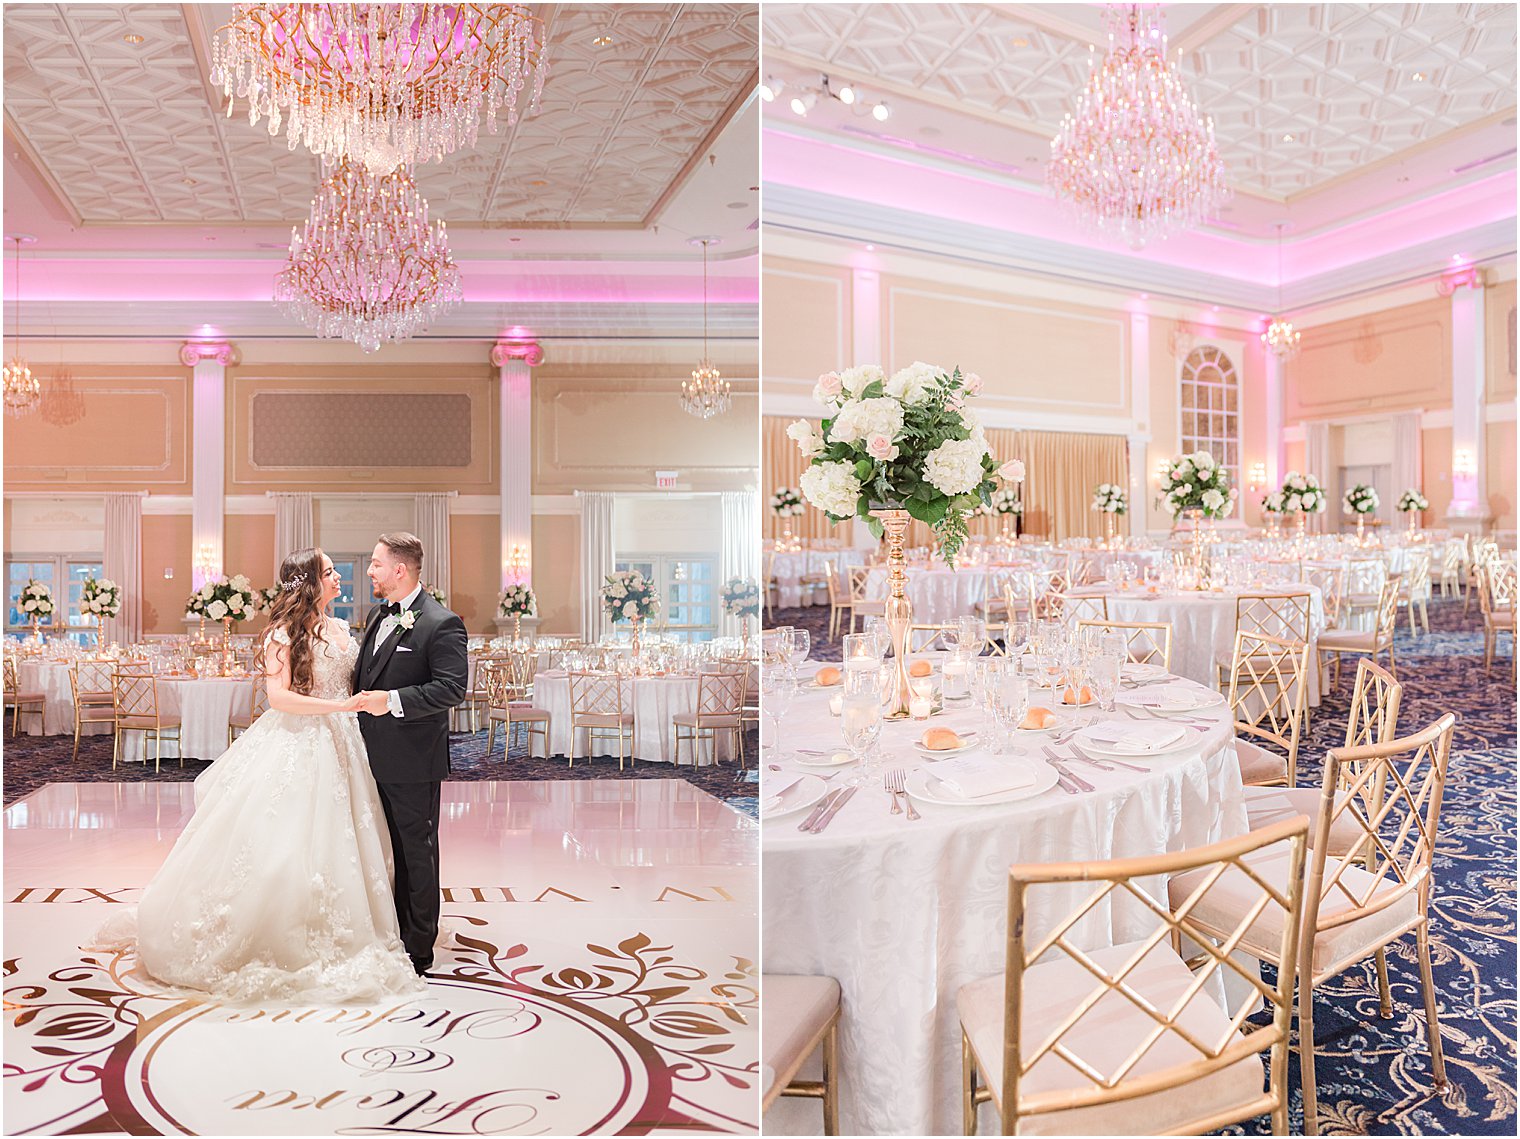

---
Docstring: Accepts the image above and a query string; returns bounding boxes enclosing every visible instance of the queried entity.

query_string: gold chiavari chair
[1298,563,1345,629]
[764,548,780,621]
[484,654,552,760]
[1226,630,1311,788]
[1476,562,1516,679]
[993,569,1038,628]
[1436,539,1464,598]
[798,551,831,608]
[1396,548,1432,636]
[227,673,270,745]
[1244,657,1402,856]
[1168,714,1456,1136]
[69,660,117,758]
[763,975,842,1135]
[673,664,746,768]
[823,561,850,642]
[1032,568,1072,621]
[1462,537,1498,617]
[4,656,46,737]
[1342,557,1389,627]
[111,670,182,772]
[1317,575,1402,690]
[1075,619,1172,669]
[907,624,954,653]
[1058,593,1108,624]
[959,818,1309,1136]
[461,652,507,732]
[846,565,885,634]
[568,671,634,770]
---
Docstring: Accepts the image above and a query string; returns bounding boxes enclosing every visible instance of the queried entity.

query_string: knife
[798,789,839,831]
[808,786,858,833]
[768,776,805,802]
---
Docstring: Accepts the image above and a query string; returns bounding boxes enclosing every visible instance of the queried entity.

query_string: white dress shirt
[372,581,424,718]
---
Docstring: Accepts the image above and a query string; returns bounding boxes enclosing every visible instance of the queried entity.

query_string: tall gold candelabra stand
[220,618,234,675]
[874,508,915,718]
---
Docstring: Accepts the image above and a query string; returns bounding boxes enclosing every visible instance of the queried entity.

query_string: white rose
[622,601,638,619]
[799,460,863,518]
[838,364,885,397]
[884,361,941,406]
[828,397,904,446]
[785,419,824,459]
[999,459,1026,483]
[922,437,987,496]
[22,599,34,611]
[208,600,228,620]
[1194,451,1215,469]
[1202,489,1225,512]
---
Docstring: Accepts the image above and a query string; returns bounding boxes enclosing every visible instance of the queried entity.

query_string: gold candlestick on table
[873,507,915,718]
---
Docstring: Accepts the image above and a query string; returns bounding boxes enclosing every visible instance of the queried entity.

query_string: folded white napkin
[1080,722,1187,754]
[929,754,1037,799]
[1124,685,1203,712]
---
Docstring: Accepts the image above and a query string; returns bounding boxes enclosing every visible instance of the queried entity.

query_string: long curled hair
[253,547,329,696]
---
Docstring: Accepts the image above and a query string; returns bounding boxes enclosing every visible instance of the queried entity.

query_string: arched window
[1179,345,1240,513]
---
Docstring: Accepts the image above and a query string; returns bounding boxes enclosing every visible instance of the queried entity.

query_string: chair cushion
[956,940,1264,1135]
[673,712,742,728]
[1236,738,1288,785]
[77,692,113,705]
[117,716,181,729]
[1317,628,1376,651]
[1168,845,1422,978]
[574,712,633,727]
[1243,787,1367,856]
[850,600,886,615]
[761,975,840,1105]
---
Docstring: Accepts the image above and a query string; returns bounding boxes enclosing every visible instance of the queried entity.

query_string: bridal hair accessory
[280,573,308,592]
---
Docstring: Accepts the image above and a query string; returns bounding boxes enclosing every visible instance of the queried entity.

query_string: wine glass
[761,666,797,764]
[988,669,1029,754]
[772,626,795,664]
[842,667,885,783]
[787,628,811,668]
[956,616,987,658]
[864,615,891,659]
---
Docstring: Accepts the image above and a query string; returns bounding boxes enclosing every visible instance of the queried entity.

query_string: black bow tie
[384,601,402,616]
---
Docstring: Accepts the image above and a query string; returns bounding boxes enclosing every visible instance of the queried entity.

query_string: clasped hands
[344,691,392,715]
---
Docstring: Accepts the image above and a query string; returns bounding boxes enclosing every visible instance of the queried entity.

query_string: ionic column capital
[491,338,545,368]
[180,339,236,367]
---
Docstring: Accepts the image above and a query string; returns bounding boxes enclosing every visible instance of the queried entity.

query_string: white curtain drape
[103,493,143,646]
[271,493,314,578]
[1305,422,1331,530]
[578,492,616,642]
[1391,412,1422,517]
[719,490,760,635]
[414,493,453,600]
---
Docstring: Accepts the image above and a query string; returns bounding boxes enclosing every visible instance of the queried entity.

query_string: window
[1179,345,1241,516]
[6,556,103,642]
[7,561,57,629]
[327,554,370,630]
[614,554,718,643]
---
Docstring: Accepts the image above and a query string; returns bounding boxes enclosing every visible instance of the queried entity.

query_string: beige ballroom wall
[140,514,193,634]
[1284,297,1452,423]
[1486,278,1517,404]
[761,257,852,379]
[532,514,581,635]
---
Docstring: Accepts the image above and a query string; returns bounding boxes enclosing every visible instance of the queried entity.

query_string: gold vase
[1103,511,1117,547]
[220,617,234,675]
[1296,511,1307,543]
[1186,509,1208,590]
[30,618,41,644]
[1406,511,1418,540]
[1356,513,1366,544]
[513,613,523,644]
[741,615,753,658]
[874,507,914,719]
[631,616,643,662]
[999,518,1012,543]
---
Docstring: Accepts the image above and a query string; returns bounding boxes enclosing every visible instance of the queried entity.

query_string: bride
[108,548,423,1003]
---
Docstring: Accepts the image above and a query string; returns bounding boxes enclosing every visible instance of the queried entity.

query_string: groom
[353,531,468,975]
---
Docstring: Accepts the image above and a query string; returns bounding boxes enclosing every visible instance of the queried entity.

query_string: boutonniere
[396,610,418,631]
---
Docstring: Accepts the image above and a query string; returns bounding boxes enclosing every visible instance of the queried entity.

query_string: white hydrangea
[622,600,638,619]
[922,437,987,496]
[1201,489,1226,512]
[839,364,885,397]
[207,600,228,620]
[800,460,863,518]
[786,418,824,459]
[828,397,904,445]
[1193,451,1215,470]
[884,361,942,406]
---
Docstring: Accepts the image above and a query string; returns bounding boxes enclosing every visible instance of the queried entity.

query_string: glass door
[614,554,718,642]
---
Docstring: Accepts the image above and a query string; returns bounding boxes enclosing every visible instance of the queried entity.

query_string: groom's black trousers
[375,780,442,970]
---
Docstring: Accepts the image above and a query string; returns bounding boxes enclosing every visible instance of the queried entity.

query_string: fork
[882,771,902,815]
[887,768,920,820]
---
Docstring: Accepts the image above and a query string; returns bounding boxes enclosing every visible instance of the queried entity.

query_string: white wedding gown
[102,616,423,1004]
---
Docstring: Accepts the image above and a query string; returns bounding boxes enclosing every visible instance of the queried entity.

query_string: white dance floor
[3,780,758,1135]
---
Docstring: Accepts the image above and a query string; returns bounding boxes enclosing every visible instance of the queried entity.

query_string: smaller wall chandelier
[212,3,546,172]
[1047,4,1228,248]
[40,367,86,426]
[276,159,462,352]
[4,235,41,418]
[681,237,732,420]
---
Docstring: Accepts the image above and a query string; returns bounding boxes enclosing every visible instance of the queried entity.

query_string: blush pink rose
[963,372,984,396]
[999,458,1026,483]
[816,371,843,398]
[866,434,899,461]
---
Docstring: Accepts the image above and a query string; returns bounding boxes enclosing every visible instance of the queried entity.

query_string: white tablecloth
[16,661,111,738]
[533,671,742,764]
[862,565,992,625]
[119,676,253,764]
[762,660,1248,1135]
[770,550,867,608]
[1070,584,1327,707]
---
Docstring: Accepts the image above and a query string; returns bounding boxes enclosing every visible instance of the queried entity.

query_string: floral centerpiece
[1159,452,1236,520]
[18,580,54,637]
[185,575,257,624]
[602,569,660,659]
[80,578,121,640]
[1260,491,1286,537]
[791,362,1019,714]
[978,485,1024,540]
[1278,472,1328,515]
[1397,488,1428,537]
[497,583,536,641]
[423,585,447,605]
[1344,484,1379,515]
[1092,482,1128,545]
[719,577,761,620]
[256,586,280,613]
[770,486,804,517]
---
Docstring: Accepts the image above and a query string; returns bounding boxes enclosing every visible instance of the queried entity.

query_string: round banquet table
[770,549,867,608]
[532,669,751,764]
[119,675,254,764]
[1068,583,1327,707]
[761,658,1248,1135]
[16,661,112,738]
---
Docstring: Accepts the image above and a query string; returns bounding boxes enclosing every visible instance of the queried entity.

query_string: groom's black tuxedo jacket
[353,592,468,783]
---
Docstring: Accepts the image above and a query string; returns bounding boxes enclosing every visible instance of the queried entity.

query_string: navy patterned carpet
[1,713,760,819]
[768,596,1517,1135]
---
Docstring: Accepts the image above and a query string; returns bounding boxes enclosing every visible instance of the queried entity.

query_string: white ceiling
[761,2,1518,237]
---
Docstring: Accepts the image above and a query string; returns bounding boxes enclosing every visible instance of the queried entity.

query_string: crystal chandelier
[275,159,462,352]
[3,235,41,418]
[212,3,546,172]
[40,367,86,426]
[1261,223,1301,359]
[1047,4,1229,248]
[681,238,732,420]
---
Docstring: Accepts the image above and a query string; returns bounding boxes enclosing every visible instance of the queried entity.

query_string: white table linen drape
[118,676,253,763]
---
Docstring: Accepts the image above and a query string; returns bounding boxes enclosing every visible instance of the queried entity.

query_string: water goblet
[761,666,797,764]
[1091,657,1120,713]
[787,628,811,668]
[988,670,1029,754]
[864,615,891,659]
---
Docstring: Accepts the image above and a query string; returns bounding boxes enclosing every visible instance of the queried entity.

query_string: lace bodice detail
[265,616,358,700]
